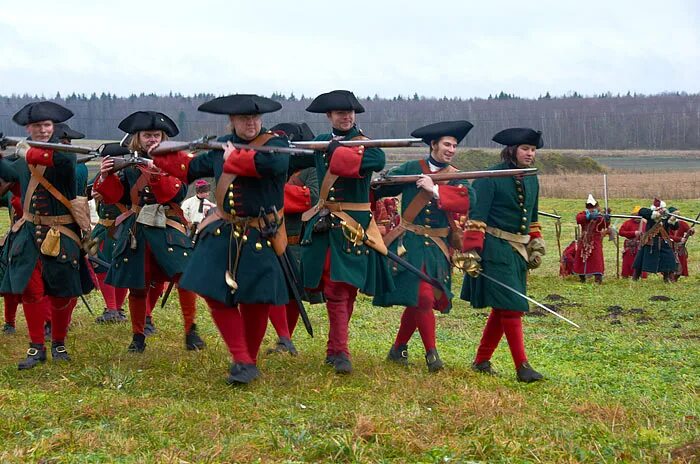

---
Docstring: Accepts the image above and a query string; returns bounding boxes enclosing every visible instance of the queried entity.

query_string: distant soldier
[461,128,545,383]
[266,122,320,356]
[373,121,474,372]
[559,240,576,277]
[618,206,646,279]
[668,207,693,280]
[573,194,609,283]
[298,90,394,374]
[0,101,94,369]
[181,179,215,229]
[94,111,205,353]
[1,189,23,334]
[632,199,679,282]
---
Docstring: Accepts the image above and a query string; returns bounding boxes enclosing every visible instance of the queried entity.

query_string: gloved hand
[586,210,600,220]
[668,215,678,225]
[527,237,546,270]
[651,209,662,221]
[458,250,482,277]
[689,229,696,236]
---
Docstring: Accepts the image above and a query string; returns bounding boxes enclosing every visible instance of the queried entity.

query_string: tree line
[0,92,698,150]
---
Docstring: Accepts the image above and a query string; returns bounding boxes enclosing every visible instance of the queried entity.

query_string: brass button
[522,217,527,222]
[515,180,521,185]
[424,241,430,246]
[228,184,234,191]
[168,247,174,252]
[144,187,150,193]
[175,183,180,188]
[233,231,240,238]
[425,209,431,215]
[36,238,42,244]
[255,242,263,251]
[346,248,351,253]
[522,208,527,213]
[183,252,188,256]
[228,192,234,198]
[520,225,526,231]
[266,240,271,247]
[123,258,129,263]
[61,254,67,259]
[214,228,221,236]
[229,200,234,207]
[35,230,41,236]
[365,250,369,255]
[231,209,236,216]
[329,187,335,192]
[180,164,186,171]
[241,235,248,242]
[355,249,362,255]
[518,195,524,200]
[329,196,336,201]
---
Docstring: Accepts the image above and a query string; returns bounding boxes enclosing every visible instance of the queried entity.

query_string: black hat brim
[411,120,473,145]
[118,111,179,137]
[306,90,365,113]
[492,128,544,148]
[12,101,73,126]
[198,94,282,115]
[54,123,85,140]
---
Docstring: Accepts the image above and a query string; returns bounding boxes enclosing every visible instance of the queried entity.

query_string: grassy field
[0,198,699,463]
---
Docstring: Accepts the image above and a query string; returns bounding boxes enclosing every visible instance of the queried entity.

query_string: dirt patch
[649,295,672,302]
[545,294,566,302]
[635,316,654,325]
[672,323,682,329]
[629,308,646,314]
[671,440,700,462]
[527,310,546,317]
[609,320,622,326]
[678,333,700,340]
[607,306,624,316]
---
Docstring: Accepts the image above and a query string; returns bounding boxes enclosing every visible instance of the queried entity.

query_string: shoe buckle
[27,348,39,356]
[55,346,67,353]
[400,350,408,358]
[426,353,437,363]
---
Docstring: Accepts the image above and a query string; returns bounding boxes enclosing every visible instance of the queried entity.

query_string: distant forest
[1,92,698,150]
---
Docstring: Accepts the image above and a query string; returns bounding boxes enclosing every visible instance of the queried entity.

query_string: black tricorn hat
[411,120,474,145]
[306,90,365,113]
[270,122,316,142]
[12,101,73,125]
[118,111,179,137]
[54,122,85,140]
[198,94,282,115]
[98,142,131,157]
[492,128,544,148]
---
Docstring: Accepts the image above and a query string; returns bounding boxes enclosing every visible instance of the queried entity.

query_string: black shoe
[44,321,52,342]
[578,275,586,283]
[185,323,206,351]
[51,342,71,362]
[18,344,46,370]
[95,309,126,324]
[226,363,260,385]
[324,354,338,366]
[2,323,16,335]
[333,352,352,374]
[116,310,128,322]
[471,360,497,375]
[387,343,409,366]
[425,349,444,372]
[144,316,156,336]
[127,333,147,353]
[517,362,544,383]
[267,337,298,356]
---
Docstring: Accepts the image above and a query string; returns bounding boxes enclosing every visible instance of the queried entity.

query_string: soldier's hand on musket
[91,190,103,201]
[100,156,115,178]
[222,141,255,162]
[416,174,435,194]
[325,140,342,159]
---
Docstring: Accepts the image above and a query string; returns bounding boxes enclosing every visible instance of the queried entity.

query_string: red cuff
[223,149,260,178]
[10,196,22,216]
[462,230,485,253]
[437,185,470,213]
[26,147,54,166]
[529,221,542,240]
[93,174,125,204]
[149,175,183,204]
[284,184,312,213]
[152,151,192,182]
[329,146,363,178]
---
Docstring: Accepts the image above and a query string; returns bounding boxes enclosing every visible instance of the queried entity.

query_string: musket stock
[371,167,537,187]
[0,135,96,155]
[293,138,424,151]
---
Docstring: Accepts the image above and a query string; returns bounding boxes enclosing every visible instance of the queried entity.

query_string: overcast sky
[1,0,698,99]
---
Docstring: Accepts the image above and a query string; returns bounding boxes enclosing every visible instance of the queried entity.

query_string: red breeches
[474,308,527,368]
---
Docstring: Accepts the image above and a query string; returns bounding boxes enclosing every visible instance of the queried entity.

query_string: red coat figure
[559,240,576,277]
[573,195,609,282]
[670,218,693,278]
[618,212,647,278]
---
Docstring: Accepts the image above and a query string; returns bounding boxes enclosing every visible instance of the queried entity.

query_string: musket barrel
[150,140,315,156]
[669,212,700,225]
[371,167,537,187]
[11,138,96,155]
[538,211,562,220]
[294,138,424,150]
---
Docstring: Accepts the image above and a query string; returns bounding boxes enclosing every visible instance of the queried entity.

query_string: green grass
[0,198,698,463]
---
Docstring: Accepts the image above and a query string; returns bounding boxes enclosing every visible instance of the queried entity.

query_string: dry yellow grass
[540,171,700,199]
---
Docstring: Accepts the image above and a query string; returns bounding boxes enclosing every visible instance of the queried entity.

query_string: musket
[371,167,538,187]
[0,135,96,155]
[477,270,580,328]
[553,209,562,263]
[538,211,561,220]
[668,212,700,226]
[149,136,315,156]
[293,138,424,151]
[603,174,609,219]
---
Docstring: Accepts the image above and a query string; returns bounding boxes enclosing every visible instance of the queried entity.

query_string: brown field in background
[539,171,700,199]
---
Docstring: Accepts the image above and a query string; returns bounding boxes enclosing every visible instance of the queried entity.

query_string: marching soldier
[0,101,94,368]
[461,128,545,383]
[298,90,394,374]
[573,195,609,283]
[266,122,321,356]
[373,121,474,372]
[669,207,693,280]
[632,199,679,282]
[150,94,292,384]
[90,143,131,323]
[94,111,204,352]
[619,206,646,279]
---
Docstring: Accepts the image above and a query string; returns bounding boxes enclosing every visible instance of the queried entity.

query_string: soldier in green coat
[461,128,546,383]
[151,94,292,385]
[297,90,394,374]
[94,112,204,353]
[0,101,94,369]
[374,121,475,372]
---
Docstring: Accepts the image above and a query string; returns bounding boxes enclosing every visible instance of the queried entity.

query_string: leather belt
[22,213,75,226]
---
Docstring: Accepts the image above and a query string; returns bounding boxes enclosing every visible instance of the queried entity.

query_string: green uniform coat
[372,159,474,312]
[461,162,539,312]
[633,207,679,273]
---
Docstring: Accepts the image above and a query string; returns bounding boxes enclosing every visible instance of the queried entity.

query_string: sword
[80,294,95,315]
[279,250,314,337]
[87,254,111,269]
[477,270,580,328]
[603,174,609,217]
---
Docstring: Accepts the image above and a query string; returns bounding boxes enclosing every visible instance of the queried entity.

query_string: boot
[2,323,16,335]
[143,316,156,336]
[516,362,543,383]
[324,354,338,366]
[266,337,298,356]
[333,352,352,374]
[425,348,444,372]
[472,360,497,375]
[226,363,260,385]
[95,309,125,324]
[18,343,47,370]
[127,333,147,353]
[594,275,603,284]
[578,275,586,283]
[51,341,71,362]
[387,343,409,366]
[116,309,128,322]
[185,323,206,351]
